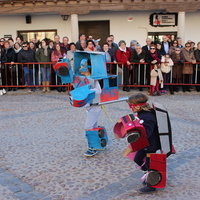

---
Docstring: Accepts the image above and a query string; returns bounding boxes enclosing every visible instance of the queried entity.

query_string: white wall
[185,11,200,45]
[0,14,72,41]
[0,10,200,46]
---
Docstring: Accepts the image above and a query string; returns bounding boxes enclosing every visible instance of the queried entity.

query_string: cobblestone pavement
[0,89,200,200]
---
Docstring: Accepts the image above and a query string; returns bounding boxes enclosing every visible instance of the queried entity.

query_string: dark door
[79,20,110,46]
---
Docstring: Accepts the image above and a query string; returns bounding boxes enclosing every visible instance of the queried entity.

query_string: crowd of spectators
[0,34,200,94]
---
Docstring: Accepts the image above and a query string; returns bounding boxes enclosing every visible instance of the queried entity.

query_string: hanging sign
[149,13,178,27]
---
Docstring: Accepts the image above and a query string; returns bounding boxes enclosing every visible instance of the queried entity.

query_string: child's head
[164,54,170,60]
[79,58,92,76]
[127,93,151,113]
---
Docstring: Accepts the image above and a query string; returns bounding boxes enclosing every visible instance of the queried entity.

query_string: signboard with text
[149,13,178,27]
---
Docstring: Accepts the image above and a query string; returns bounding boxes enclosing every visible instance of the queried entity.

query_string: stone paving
[0,89,200,200]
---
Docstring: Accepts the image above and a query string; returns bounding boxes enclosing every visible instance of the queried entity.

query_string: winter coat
[171,52,185,79]
[116,47,131,68]
[150,68,163,88]
[181,48,196,74]
[130,49,146,63]
[35,47,52,68]
[1,47,15,64]
[160,56,174,73]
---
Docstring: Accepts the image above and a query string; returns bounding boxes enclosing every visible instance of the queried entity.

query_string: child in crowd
[127,93,161,193]
[160,54,174,94]
[150,64,163,96]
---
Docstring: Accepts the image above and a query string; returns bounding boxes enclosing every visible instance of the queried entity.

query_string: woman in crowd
[13,42,22,86]
[51,43,66,92]
[181,42,196,92]
[16,36,23,46]
[101,42,117,74]
[1,40,16,91]
[171,47,185,93]
[35,38,53,92]
[84,40,97,51]
[156,42,165,56]
[130,44,146,90]
[116,40,132,92]
[168,40,179,56]
[66,42,77,71]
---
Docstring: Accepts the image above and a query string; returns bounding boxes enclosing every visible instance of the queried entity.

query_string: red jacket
[116,47,131,67]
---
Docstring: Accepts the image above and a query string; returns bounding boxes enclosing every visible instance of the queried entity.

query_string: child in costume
[79,62,102,157]
[150,64,163,96]
[127,93,161,193]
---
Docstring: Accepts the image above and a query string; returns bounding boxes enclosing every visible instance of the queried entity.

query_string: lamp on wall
[61,15,69,21]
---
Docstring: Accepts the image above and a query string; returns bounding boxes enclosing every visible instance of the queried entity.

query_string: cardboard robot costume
[113,97,175,193]
[54,51,127,156]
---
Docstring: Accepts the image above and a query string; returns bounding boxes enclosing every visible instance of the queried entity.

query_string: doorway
[79,20,110,46]
[148,32,177,42]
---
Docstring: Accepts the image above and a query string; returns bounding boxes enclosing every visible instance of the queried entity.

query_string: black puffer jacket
[17,49,36,68]
[1,47,15,64]
[138,109,161,151]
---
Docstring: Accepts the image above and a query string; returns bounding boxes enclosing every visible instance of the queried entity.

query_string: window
[17,30,57,42]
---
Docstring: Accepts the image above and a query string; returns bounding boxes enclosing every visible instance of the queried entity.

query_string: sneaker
[138,186,156,194]
[95,147,106,151]
[84,148,97,157]
[0,90,3,96]
[2,89,6,94]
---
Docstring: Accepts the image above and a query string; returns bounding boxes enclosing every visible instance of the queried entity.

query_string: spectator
[190,41,196,51]
[150,64,163,96]
[161,35,171,54]
[13,42,23,86]
[130,40,138,51]
[76,33,86,50]
[181,42,196,92]
[194,42,200,92]
[116,40,132,92]
[29,42,37,52]
[146,44,161,65]
[168,40,179,56]
[160,54,174,94]
[18,42,36,92]
[60,36,70,53]
[79,40,86,51]
[87,35,93,40]
[156,42,166,56]
[51,43,66,92]
[35,39,53,92]
[29,42,39,85]
[84,40,97,51]
[142,38,152,53]
[66,42,77,71]
[176,37,183,49]
[48,40,54,50]
[109,34,118,47]
[106,36,118,55]
[31,38,37,44]
[171,47,185,93]
[8,37,14,48]
[93,39,101,51]
[146,44,161,86]
[0,38,5,49]
[1,40,16,91]
[54,35,61,46]
[101,42,117,74]
[130,44,146,90]
[16,36,23,45]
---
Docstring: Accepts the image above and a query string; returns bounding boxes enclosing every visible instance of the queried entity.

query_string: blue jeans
[23,67,33,86]
[40,67,50,82]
